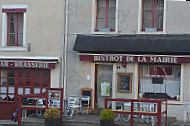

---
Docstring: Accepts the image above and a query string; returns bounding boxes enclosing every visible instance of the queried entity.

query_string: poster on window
[101,82,110,96]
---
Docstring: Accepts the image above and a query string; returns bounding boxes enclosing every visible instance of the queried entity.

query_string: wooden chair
[80,88,93,114]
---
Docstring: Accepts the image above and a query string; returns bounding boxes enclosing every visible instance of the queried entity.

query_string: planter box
[100,119,114,126]
[145,27,157,32]
[45,119,60,126]
[99,28,111,32]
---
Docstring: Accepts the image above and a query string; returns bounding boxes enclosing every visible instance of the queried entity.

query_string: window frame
[138,0,166,33]
[1,5,27,51]
[0,69,51,102]
[92,0,118,33]
[139,64,181,101]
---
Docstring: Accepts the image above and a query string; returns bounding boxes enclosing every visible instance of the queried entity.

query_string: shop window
[0,69,50,102]
[142,0,164,31]
[0,69,15,101]
[139,65,181,100]
[96,0,116,32]
[1,6,27,51]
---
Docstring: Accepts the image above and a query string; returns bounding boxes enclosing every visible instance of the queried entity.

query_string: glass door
[95,64,113,108]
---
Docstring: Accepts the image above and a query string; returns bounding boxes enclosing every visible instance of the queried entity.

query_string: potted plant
[100,109,116,126]
[44,108,60,126]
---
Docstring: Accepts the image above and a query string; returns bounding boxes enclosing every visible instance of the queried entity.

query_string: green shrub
[44,108,60,119]
[100,109,116,120]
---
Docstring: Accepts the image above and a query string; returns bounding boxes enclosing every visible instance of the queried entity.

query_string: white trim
[137,31,166,34]
[23,13,27,47]
[137,0,166,34]
[2,4,28,9]
[0,47,27,51]
[91,0,96,33]
[1,4,27,51]
[112,63,116,99]
[91,63,95,109]
[91,31,119,34]
[163,0,167,33]
[115,0,119,32]
[0,56,60,61]
[1,13,7,46]
[134,63,139,99]
[181,64,184,102]
[91,0,118,34]
[137,0,142,33]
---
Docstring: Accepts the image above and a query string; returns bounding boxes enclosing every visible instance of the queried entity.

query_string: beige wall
[0,0,64,87]
[0,0,63,57]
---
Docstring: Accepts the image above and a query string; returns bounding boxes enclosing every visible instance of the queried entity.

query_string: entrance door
[95,64,113,109]
[0,69,50,119]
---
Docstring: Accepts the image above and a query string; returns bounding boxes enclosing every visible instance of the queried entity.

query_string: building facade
[66,0,190,120]
[0,0,64,119]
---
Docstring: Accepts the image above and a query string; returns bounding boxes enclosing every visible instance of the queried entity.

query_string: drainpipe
[62,0,69,97]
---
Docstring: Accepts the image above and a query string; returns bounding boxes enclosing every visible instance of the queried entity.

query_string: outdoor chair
[65,96,79,119]
[184,104,190,123]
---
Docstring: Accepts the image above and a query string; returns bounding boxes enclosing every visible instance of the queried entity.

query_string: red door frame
[94,64,98,109]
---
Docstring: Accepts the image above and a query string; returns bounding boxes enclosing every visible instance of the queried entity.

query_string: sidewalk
[0,114,186,126]
[0,120,17,126]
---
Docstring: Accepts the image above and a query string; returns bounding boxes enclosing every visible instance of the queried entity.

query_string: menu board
[117,73,132,92]
[120,76,130,90]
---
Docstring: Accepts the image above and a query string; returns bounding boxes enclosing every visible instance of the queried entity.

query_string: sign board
[80,54,190,64]
[101,82,111,96]
[0,60,56,69]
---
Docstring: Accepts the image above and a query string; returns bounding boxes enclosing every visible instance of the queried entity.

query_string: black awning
[73,34,190,55]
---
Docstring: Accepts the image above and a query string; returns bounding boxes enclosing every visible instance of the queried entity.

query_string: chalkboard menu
[120,76,130,90]
[117,73,132,92]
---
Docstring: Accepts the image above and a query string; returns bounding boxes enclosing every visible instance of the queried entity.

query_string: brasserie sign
[80,55,190,63]
[0,60,56,69]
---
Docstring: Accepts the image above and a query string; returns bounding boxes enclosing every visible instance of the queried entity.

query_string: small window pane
[42,88,46,93]
[25,88,30,94]
[8,95,14,101]
[144,0,152,6]
[109,0,116,7]
[0,94,6,101]
[108,19,115,30]
[25,71,31,78]
[1,78,7,86]
[98,0,106,7]
[42,71,50,78]
[8,78,15,85]
[8,70,14,77]
[8,87,14,93]
[42,79,50,87]
[97,8,106,18]
[34,88,41,94]
[1,87,7,93]
[1,70,7,78]
[97,19,105,30]
[108,8,115,19]
[8,13,16,22]
[25,79,31,86]
[18,88,23,95]
[18,71,24,78]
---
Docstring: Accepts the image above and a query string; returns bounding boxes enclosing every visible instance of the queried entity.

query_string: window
[7,12,23,46]
[139,65,181,100]
[0,69,50,101]
[142,0,164,31]
[1,5,27,50]
[0,70,15,101]
[96,0,116,31]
